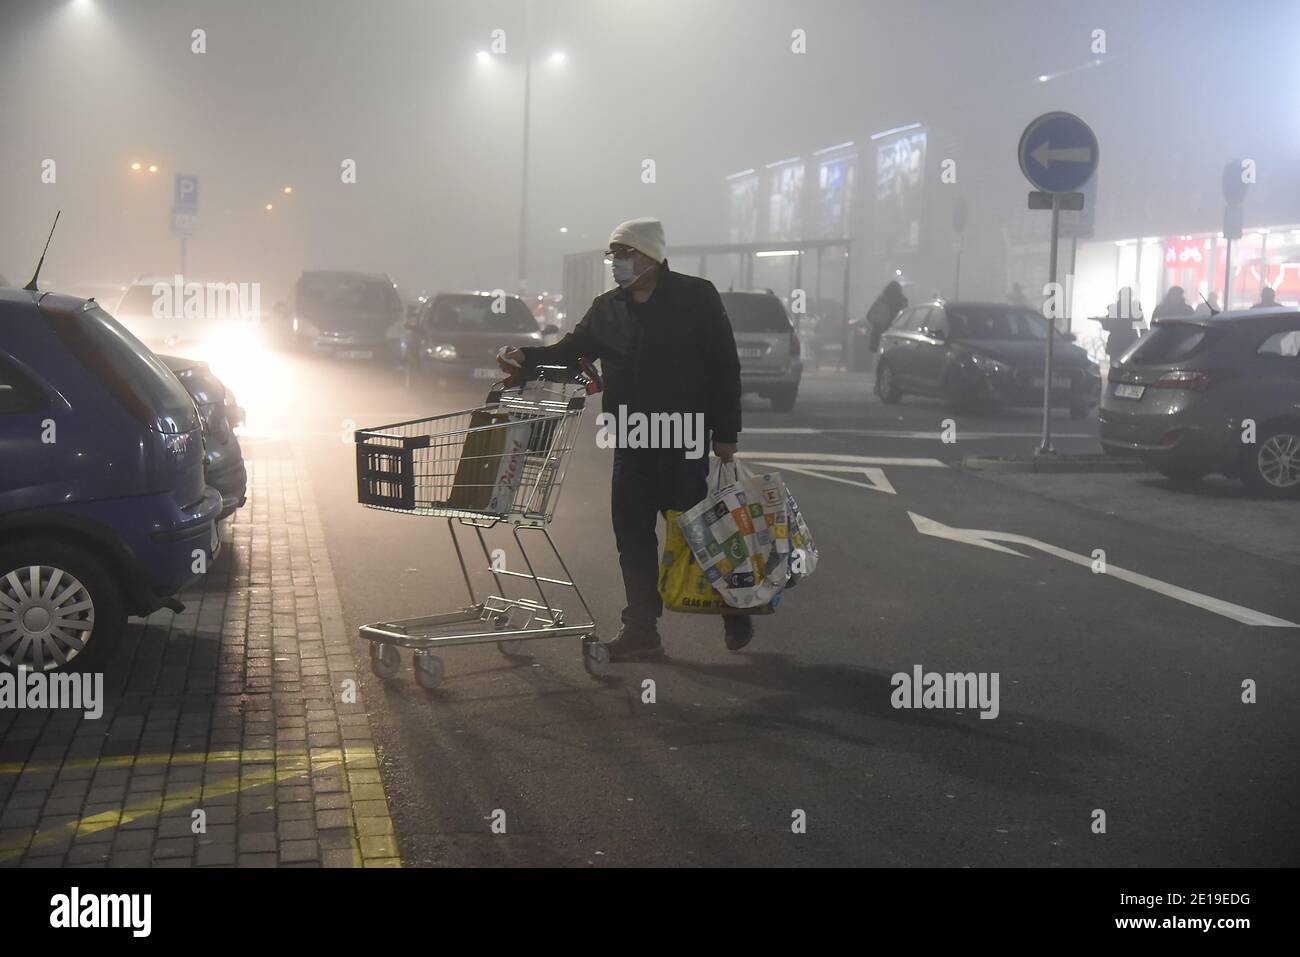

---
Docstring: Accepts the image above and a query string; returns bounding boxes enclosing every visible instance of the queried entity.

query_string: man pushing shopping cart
[497,217,751,662]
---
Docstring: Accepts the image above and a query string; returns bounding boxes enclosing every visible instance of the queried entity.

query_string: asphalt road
[242,352,1300,867]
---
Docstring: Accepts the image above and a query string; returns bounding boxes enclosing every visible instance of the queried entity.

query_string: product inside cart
[353,365,613,687]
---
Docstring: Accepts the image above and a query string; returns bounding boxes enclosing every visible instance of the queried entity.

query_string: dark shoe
[603,625,664,662]
[723,615,753,652]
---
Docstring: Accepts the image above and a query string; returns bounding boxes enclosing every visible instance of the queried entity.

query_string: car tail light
[789,331,801,358]
[1152,370,1216,392]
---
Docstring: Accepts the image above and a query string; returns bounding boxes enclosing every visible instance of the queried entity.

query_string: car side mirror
[542,324,559,336]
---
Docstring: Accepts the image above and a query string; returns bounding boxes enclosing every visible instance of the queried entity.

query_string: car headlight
[968,353,1010,375]
[426,343,457,360]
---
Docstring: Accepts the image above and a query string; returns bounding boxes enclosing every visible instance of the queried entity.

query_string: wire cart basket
[353,364,612,687]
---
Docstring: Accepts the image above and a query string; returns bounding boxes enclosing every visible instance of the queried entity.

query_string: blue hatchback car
[0,287,222,672]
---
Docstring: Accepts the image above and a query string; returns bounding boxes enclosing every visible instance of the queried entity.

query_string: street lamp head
[283,186,293,194]
[130,162,142,171]
[148,164,158,173]
[265,203,274,211]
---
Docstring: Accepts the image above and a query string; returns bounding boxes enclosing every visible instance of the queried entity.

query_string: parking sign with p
[174,173,199,210]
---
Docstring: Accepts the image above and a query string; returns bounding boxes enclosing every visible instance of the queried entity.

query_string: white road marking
[743,427,1093,439]
[737,452,946,467]
[757,462,898,495]
[908,511,1300,628]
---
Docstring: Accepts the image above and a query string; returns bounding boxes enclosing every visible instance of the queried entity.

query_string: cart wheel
[493,614,511,630]
[412,651,444,690]
[370,643,401,680]
[582,638,610,677]
[498,638,524,656]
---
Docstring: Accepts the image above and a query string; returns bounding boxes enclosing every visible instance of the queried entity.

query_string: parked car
[289,270,405,362]
[158,354,247,519]
[403,292,556,381]
[875,300,1102,418]
[0,287,222,672]
[113,275,264,359]
[720,290,803,411]
[1099,309,1300,496]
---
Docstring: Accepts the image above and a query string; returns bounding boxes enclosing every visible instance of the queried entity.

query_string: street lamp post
[518,0,532,296]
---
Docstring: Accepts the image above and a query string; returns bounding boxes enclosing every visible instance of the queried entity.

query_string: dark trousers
[611,447,740,633]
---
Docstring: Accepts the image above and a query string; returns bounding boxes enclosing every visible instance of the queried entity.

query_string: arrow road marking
[908,511,1299,627]
[1030,142,1093,167]
[750,461,897,495]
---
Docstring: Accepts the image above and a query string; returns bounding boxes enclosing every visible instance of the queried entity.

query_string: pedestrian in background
[1100,286,1144,364]
[866,281,908,353]
[1252,287,1281,310]
[1151,286,1194,321]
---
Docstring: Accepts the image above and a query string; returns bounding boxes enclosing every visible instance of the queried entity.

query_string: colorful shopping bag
[674,462,791,609]
[784,487,818,585]
[658,510,778,615]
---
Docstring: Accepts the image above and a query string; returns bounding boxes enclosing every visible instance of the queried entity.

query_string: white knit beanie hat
[608,217,666,263]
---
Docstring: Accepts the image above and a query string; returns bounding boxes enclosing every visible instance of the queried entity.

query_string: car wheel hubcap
[1258,433,1300,489]
[0,566,95,672]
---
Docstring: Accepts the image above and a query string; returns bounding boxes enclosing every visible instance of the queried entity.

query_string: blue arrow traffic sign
[1018,112,1098,194]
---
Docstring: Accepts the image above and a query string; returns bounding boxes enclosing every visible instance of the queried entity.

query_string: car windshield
[721,294,792,332]
[429,296,538,333]
[1126,323,1223,364]
[947,305,1048,340]
[296,275,401,321]
[44,302,199,433]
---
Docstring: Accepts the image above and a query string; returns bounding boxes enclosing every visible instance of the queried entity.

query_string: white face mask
[611,256,641,285]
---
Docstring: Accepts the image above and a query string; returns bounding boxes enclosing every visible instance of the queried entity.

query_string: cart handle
[496,361,603,396]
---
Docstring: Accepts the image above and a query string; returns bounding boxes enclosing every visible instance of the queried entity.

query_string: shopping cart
[353,364,612,688]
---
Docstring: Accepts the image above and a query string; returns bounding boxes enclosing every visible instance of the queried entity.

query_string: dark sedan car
[402,292,554,381]
[289,270,406,362]
[1099,309,1300,496]
[875,300,1102,418]
[158,354,248,518]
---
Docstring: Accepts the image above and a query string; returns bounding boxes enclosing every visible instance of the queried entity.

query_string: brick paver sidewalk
[0,452,399,867]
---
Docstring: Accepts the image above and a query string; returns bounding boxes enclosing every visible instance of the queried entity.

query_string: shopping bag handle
[711,457,753,492]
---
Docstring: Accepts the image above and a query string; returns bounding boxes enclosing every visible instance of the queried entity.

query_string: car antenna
[1199,292,1219,317]
[24,210,61,292]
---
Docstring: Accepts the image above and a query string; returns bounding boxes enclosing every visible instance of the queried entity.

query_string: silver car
[1099,309,1300,496]
[720,290,803,411]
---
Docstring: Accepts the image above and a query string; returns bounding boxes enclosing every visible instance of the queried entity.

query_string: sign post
[1018,112,1099,456]
[172,173,200,276]
[1221,160,1248,310]
[952,196,968,299]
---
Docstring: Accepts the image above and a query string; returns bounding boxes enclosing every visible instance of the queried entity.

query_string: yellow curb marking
[0,747,398,866]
